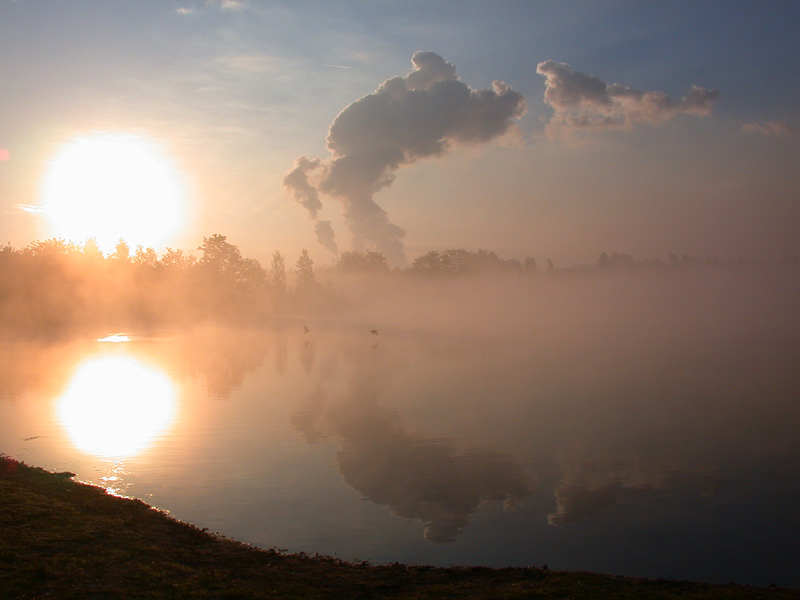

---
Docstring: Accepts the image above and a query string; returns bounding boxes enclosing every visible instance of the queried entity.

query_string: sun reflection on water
[56,355,178,459]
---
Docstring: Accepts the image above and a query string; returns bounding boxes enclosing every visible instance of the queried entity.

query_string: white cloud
[536,60,718,136]
[207,0,246,12]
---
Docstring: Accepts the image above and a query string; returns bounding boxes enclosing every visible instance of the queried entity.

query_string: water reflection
[291,337,532,543]
[56,355,177,458]
[334,402,531,543]
[548,453,727,526]
[1,303,798,585]
[173,328,269,399]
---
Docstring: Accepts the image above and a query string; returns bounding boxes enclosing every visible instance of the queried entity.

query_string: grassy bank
[1,456,798,600]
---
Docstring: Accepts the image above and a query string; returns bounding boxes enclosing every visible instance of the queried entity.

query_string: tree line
[0,234,794,338]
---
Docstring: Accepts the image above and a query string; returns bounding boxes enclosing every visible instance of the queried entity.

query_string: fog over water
[2,265,799,586]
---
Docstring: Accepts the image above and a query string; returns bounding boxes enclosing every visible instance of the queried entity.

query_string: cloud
[536,60,718,136]
[283,157,338,255]
[16,203,46,214]
[207,0,246,11]
[177,1,245,16]
[314,220,338,255]
[741,121,793,137]
[284,51,526,265]
[284,157,323,217]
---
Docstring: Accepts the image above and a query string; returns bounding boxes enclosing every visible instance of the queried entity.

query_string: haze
[2,258,799,585]
[1,1,799,586]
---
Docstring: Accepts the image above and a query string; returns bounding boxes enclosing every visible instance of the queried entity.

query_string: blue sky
[1,0,798,265]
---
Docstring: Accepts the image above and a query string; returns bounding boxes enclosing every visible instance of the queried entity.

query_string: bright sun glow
[41,132,189,254]
[57,355,178,458]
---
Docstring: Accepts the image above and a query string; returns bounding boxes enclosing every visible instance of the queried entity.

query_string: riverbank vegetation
[2,455,798,599]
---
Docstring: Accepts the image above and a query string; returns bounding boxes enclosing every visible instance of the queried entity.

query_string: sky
[1,0,798,267]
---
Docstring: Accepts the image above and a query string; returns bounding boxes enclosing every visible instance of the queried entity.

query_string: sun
[41,132,189,254]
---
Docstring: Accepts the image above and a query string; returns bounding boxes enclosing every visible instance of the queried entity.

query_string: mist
[320,261,799,347]
[296,264,800,564]
[3,251,799,583]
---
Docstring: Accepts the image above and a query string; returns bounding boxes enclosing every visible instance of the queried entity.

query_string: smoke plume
[283,156,339,255]
[536,60,718,135]
[284,51,526,265]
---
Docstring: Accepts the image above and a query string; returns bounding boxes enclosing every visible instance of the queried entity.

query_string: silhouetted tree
[269,251,287,295]
[608,252,634,269]
[25,238,80,260]
[199,234,242,279]
[337,250,389,273]
[192,234,269,321]
[197,234,265,290]
[132,245,159,268]
[440,249,473,275]
[82,238,104,261]
[413,248,521,276]
[237,257,267,292]
[411,251,443,275]
[295,249,318,297]
[110,239,131,264]
[474,249,518,272]
[160,247,196,271]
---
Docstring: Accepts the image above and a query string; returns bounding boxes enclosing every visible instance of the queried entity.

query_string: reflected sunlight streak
[56,355,178,458]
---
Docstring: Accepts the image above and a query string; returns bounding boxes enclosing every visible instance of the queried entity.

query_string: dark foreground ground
[2,456,798,600]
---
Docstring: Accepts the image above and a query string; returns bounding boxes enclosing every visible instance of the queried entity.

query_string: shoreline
[2,455,799,599]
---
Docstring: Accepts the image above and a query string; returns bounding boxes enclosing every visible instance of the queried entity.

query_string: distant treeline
[0,235,796,338]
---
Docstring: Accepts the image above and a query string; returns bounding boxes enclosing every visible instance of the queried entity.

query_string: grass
[1,455,798,599]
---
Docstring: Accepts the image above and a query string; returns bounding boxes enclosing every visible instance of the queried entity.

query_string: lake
[2,268,799,587]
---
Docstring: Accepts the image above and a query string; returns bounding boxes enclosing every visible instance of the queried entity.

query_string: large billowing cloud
[536,60,718,135]
[284,51,526,265]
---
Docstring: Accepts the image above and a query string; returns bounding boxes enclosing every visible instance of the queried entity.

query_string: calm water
[2,273,800,587]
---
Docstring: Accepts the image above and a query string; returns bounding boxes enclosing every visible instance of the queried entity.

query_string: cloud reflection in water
[291,338,532,543]
[547,454,727,526]
[334,403,532,543]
